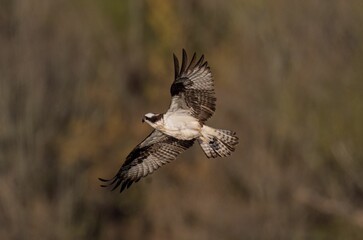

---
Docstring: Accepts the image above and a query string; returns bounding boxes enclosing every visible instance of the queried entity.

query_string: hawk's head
[142,113,163,126]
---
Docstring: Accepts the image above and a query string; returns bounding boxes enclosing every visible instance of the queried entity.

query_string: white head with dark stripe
[142,113,164,127]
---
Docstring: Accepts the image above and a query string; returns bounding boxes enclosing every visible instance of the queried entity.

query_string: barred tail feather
[198,126,239,158]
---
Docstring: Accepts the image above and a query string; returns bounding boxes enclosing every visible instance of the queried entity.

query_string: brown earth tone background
[1,0,363,239]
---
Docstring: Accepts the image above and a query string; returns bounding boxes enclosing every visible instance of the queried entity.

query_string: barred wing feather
[169,49,216,123]
[99,130,194,192]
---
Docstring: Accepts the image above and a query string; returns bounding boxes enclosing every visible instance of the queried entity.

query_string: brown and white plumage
[99,50,238,193]
[169,50,216,123]
[99,130,194,192]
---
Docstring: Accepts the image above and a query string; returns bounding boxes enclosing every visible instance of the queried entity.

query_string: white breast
[161,110,202,140]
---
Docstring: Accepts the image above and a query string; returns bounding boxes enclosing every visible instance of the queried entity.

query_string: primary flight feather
[99,49,239,192]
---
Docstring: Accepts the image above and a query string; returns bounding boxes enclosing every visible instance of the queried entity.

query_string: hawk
[99,49,238,192]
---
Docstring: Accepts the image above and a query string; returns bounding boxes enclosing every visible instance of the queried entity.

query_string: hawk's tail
[198,125,239,158]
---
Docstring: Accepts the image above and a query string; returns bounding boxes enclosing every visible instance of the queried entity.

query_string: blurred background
[1,0,363,239]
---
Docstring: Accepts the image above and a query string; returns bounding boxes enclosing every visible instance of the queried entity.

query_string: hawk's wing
[99,130,194,192]
[168,49,216,123]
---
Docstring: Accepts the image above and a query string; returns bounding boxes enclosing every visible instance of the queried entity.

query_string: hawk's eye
[149,116,156,123]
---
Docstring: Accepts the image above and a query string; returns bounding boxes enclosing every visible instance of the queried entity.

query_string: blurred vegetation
[0,0,363,239]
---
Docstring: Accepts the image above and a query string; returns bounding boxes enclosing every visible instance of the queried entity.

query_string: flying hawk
[99,49,238,192]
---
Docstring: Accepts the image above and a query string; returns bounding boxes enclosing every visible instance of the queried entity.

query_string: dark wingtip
[201,61,208,68]
[99,174,134,193]
[180,49,188,74]
[173,53,180,79]
[175,49,208,77]
[99,175,120,188]
[186,52,197,72]
[196,54,205,66]
[111,179,121,191]
[182,48,187,56]
[99,177,113,188]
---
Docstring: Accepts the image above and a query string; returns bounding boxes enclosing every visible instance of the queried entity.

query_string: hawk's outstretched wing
[99,130,194,192]
[169,49,216,123]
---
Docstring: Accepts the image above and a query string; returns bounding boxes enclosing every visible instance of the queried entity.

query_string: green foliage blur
[1,0,363,239]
